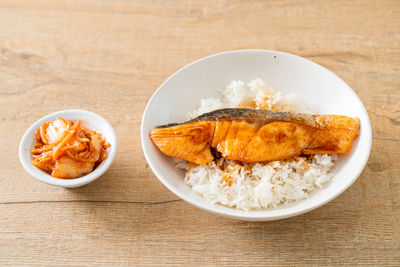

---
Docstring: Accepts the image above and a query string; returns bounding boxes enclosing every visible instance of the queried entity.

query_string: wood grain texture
[0,0,399,266]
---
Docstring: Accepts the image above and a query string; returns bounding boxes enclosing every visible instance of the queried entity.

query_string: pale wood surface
[0,0,399,266]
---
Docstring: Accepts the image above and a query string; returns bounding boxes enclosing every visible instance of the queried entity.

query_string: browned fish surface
[150,108,360,165]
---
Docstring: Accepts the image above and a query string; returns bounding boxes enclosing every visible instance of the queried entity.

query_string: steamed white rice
[179,79,336,211]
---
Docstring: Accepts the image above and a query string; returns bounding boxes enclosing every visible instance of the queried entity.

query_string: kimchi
[31,117,110,179]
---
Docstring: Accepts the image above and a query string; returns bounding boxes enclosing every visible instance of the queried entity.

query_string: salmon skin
[150,108,360,165]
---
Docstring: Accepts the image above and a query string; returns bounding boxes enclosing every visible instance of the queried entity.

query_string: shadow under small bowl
[19,109,117,188]
[141,49,372,221]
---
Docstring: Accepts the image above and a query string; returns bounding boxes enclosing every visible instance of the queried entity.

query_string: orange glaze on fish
[150,108,360,165]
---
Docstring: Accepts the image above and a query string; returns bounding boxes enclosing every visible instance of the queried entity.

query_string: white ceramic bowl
[141,50,372,221]
[19,109,117,188]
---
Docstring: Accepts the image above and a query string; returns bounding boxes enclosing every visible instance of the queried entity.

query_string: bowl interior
[141,50,371,220]
[20,109,117,188]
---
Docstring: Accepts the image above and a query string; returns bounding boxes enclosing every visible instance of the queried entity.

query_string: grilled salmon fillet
[150,108,360,164]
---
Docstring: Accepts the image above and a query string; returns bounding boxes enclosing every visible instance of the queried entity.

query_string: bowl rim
[19,109,117,188]
[141,49,372,221]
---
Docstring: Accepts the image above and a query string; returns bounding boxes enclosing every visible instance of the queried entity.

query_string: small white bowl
[19,109,117,188]
[141,49,372,221]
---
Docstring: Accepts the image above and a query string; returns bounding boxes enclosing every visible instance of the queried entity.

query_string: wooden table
[0,1,399,266]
